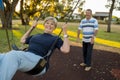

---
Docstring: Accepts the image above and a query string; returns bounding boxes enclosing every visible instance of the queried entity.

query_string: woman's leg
[0,51,19,80]
[0,53,5,63]
[17,51,46,75]
[0,50,46,80]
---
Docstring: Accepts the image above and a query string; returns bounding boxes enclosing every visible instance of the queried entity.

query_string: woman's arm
[20,21,37,44]
[60,23,70,54]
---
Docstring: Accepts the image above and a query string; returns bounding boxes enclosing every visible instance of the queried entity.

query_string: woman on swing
[0,16,70,80]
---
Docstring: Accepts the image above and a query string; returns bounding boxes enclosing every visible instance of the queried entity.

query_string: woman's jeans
[0,50,46,80]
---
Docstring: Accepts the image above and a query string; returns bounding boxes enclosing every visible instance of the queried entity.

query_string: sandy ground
[13,45,120,80]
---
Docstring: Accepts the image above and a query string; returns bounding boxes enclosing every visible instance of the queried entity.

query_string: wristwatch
[63,34,69,38]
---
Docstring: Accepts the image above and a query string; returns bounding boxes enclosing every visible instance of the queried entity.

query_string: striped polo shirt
[78,17,98,42]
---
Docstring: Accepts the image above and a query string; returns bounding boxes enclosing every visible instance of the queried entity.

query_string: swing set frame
[11,0,80,51]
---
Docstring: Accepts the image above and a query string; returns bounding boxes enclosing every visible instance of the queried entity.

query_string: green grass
[0,20,120,52]
[97,29,120,42]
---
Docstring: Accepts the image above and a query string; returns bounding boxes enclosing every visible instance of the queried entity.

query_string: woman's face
[44,20,56,33]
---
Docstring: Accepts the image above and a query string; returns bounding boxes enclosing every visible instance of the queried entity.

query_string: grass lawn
[61,22,120,42]
[0,20,120,53]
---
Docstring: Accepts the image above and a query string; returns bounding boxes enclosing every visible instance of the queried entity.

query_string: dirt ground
[13,45,120,80]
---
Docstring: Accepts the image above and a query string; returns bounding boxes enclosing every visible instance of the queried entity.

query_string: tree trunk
[107,0,115,32]
[107,11,112,32]
[1,13,12,29]
[4,11,13,29]
[0,0,19,29]
[0,8,7,28]
[0,0,19,50]
[0,9,11,50]
[20,0,29,25]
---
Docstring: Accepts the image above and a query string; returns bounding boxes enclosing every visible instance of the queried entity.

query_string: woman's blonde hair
[44,16,57,28]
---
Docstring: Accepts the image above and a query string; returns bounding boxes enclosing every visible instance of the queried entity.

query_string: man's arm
[76,29,81,42]
[91,19,98,44]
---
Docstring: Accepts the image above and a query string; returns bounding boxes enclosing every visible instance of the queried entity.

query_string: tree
[0,0,19,29]
[15,0,74,25]
[0,0,18,49]
[105,0,120,32]
[60,0,82,20]
[15,0,62,25]
[19,0,43,25]
[77,0,85,19]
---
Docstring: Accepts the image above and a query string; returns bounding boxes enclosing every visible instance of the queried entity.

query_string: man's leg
[86,43,94,66]
[83,42,88,64]
[84,43,93,71]
[80,42,87,66]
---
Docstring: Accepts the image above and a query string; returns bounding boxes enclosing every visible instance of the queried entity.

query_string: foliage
[105,0,120,10]
[16,0,74,21]
[111,16,120,24]
[15,0,85,25]
[116,18,120,24]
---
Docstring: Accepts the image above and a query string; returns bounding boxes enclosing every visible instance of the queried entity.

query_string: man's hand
[62,23,68,35]
[76,38,80,43]
[91,36,95,44]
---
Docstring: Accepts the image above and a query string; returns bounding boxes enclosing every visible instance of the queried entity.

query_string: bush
[98,20,107,24]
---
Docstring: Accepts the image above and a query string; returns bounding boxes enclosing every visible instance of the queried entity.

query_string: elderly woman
[0,16,70,80]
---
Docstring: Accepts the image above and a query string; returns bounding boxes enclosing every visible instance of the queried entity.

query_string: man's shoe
[85,67,91,71]
[80,63,86,67]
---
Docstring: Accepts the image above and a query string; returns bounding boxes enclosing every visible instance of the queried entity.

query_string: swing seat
[12,44,28,51]
[12,44,20,50]
[25,58,47,75]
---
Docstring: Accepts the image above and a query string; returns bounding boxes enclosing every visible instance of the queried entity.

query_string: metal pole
[0,0,11,50]
[5,27,11,50]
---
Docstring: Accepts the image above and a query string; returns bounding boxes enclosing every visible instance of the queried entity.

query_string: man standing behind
[77,9,98,71]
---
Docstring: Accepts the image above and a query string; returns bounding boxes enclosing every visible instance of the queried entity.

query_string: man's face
[86,11,92,19]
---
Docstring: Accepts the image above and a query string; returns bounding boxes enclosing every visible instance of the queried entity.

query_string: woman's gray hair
[44,16,57,28]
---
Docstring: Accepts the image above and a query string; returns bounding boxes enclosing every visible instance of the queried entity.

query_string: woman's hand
[20,20,38,44]
[32,21,38,28]
[62,23,67,35]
